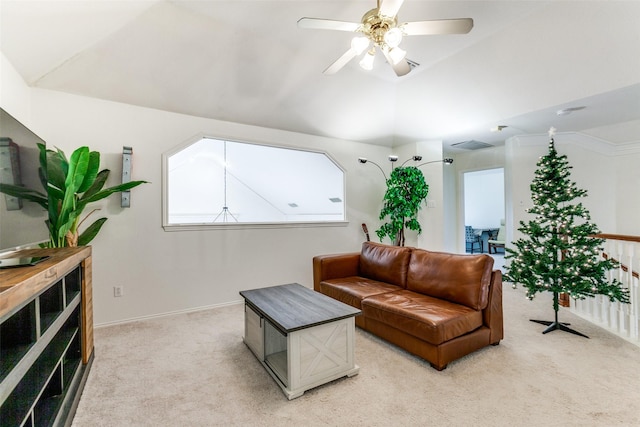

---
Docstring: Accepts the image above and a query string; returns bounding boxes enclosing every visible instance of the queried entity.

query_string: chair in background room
[488,219,506,253]
[465,226,482,253]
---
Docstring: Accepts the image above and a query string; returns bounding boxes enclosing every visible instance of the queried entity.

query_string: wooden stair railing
[593,233,640,279]
[569,233,640,344]
[558,233,640,307]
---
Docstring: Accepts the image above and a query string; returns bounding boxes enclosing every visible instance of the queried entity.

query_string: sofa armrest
[483,270,504,344]
[312,253,360,292]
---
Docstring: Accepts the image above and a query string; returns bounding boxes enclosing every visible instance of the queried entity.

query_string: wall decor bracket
[0,138,22,210]
[121,146,132,208]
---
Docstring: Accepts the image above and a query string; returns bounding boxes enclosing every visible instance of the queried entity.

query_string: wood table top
[240,283,360,334]
[0,247,92,320]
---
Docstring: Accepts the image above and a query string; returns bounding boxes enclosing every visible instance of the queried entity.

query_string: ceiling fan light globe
[388,46,406,65]
[351,36,370,55]
[384,27,403,47]
[360,50,375,70]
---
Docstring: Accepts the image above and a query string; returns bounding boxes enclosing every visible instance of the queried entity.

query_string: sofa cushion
[320,277,402,309]
[407,250,493,310]
[359,242,412,288]
[361,290,483,345]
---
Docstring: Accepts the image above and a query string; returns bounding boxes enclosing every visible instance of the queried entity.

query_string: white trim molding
[509,132,640,156]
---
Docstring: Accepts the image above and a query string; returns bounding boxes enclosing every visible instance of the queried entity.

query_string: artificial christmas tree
[504,128,630,337]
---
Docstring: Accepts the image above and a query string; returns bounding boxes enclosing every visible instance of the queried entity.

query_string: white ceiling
[2,0,639,152]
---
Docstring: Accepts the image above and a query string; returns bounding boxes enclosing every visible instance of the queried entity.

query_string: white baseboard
[95,300,244,328]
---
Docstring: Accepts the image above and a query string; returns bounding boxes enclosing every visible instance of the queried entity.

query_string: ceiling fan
[298,0,473,77]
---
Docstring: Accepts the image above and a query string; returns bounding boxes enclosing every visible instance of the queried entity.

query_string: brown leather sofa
[313,241,503,370]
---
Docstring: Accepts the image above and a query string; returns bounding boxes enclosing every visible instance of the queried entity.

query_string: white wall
[615,149,640,235]
[506,133,625,247]
[464,168,504,229]
[415,140,446,251]
[4,54,639,324]
[443,160,457,253]
[1,52,32,127]
[5,87,401,325]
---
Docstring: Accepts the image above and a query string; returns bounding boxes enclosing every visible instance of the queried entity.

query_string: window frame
[161,134,348,231]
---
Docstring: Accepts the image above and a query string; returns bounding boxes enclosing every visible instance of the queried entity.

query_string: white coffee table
[240,283,361,399]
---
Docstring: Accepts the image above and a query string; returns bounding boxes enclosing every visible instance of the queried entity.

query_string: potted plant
[376,166,429,246]
[0,144,147,247]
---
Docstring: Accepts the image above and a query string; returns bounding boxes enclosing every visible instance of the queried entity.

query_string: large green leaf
[46,192,60,241]
[37,143,48,187]
[80,180,148,204]
[78,217,108,246]
[81,169,109,200]
[46,149,67,191]
[57,147,90,241]
[55,147,69,178]
[45,182,65,201]
[65,147,90,191]
[77,151,101,193]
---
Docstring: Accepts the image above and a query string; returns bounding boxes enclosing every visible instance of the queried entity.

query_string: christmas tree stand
[530,292,589,338]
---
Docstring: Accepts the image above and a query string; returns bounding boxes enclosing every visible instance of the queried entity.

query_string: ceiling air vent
[406,59,420,69]
[451,140,493,150]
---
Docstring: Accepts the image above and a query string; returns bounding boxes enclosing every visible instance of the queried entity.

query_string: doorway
[463,168,505,253]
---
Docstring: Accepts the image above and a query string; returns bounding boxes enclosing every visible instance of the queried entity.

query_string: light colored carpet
[72,286,640,427]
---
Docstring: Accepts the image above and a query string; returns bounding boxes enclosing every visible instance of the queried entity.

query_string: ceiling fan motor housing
[361,8,398,45]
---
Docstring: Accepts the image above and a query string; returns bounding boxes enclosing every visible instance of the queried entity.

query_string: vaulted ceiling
[1,1,639,152]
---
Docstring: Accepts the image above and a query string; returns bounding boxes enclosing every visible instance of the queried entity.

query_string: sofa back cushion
[406,250,494,310]
[360,242,412,288]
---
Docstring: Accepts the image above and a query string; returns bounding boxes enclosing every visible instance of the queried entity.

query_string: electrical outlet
[114,286,124,297]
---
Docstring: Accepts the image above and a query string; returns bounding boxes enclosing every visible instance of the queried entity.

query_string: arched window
[163,137,345,228]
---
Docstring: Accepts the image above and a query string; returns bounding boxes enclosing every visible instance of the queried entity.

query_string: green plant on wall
[376,166,429,246]
[0,144,147,248]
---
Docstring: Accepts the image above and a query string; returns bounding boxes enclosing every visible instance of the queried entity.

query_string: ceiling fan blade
[382,49,411,77]
[323,48,358,75]
[379,0,405,18]
[297,17,360,32]
[402,18,474,35]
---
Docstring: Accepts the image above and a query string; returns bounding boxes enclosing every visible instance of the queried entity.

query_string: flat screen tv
[0,108,48,253]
